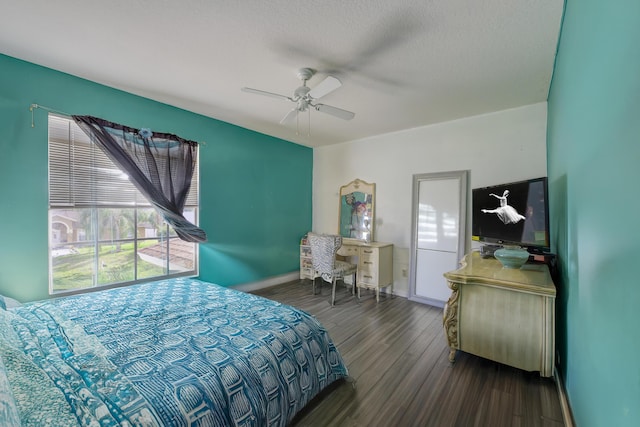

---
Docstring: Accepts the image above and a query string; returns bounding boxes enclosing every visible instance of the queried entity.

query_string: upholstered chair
[308,232,357,306]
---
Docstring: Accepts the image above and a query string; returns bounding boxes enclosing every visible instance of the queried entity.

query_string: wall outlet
[402,268,408,277]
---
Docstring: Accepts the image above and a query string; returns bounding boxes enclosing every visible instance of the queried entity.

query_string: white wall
[313,102,548,297]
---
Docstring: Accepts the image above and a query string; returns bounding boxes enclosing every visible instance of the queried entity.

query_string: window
[48,115,199,294]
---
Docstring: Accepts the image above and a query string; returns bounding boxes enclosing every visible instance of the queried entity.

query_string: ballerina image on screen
[481,190,526,225]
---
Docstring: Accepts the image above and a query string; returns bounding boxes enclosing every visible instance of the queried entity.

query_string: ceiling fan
[242,68,355,127]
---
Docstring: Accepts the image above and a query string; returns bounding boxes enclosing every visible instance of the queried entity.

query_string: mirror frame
[338,179,375,242]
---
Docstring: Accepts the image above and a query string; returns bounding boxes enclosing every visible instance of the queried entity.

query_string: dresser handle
[363,275,373,279]
[363,250,373,254]
[363,261,373,265]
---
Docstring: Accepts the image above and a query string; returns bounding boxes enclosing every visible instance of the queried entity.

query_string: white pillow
[0,295,22,310]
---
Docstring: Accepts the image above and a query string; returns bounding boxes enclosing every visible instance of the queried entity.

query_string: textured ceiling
[0,0,563,147]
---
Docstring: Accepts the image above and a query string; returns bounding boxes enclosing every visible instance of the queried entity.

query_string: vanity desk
[300,178,393,302]
[337,240,394,302]
[299,238,393,303]
[443,251,556,377]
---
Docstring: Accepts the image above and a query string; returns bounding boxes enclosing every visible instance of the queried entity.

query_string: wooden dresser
[443,251,556,377]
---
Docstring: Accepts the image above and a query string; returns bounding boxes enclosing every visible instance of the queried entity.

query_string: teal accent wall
[0,54,312,302]
[547,1,640,425]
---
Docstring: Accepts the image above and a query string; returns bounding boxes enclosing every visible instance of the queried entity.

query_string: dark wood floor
[252,280,565,427]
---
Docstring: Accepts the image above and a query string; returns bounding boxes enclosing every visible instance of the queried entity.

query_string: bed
[0,278,348,426]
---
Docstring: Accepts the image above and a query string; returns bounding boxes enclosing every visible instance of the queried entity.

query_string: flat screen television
[471,177,550,252]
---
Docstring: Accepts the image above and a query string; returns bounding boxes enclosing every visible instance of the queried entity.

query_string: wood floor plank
[253,280,564,426]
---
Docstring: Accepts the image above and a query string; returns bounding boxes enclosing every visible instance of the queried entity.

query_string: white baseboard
[232,274,412,303]
[554,368,575,427]
[407,295,445,308]
[390,288,408,298]
[230,271,300,293]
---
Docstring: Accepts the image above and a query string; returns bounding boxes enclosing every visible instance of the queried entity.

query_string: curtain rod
[29,103,72,127]
[28,104,206,145]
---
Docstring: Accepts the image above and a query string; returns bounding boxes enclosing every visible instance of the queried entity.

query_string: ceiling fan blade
[315,104,355,120]
[308,76,342,99]
[241,87,292,102]
[280,108,299,124]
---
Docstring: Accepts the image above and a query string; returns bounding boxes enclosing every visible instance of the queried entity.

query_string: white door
[409,171,468,307]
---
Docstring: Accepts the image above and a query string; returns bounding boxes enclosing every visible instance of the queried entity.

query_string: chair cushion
[334,260,357,276]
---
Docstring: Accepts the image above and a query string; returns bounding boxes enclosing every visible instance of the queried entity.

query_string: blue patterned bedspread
[0,278,348,426]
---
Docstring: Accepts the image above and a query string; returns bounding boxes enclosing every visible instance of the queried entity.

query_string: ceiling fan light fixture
[241,66,355,132]
[297,98,309,111]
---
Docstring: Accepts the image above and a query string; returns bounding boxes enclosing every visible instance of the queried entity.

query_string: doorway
[408,170,468,307]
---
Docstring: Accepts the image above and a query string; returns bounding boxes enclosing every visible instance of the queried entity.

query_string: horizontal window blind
[48,114,199,208]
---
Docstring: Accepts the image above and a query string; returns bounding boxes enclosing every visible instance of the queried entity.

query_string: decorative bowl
[494,245,530,269]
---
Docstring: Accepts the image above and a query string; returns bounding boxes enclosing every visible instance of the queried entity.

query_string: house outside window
[48,115,199,294]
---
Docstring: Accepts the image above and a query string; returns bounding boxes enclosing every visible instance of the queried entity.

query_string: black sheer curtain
[73,115,207,242]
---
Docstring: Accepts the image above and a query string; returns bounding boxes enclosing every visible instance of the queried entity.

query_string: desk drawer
[358,269,379,285]
[360,248,381,285]
[337,245,359,257]
[359,249,379,267]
